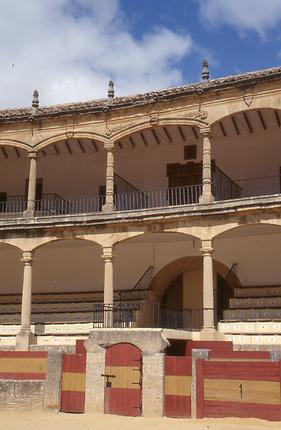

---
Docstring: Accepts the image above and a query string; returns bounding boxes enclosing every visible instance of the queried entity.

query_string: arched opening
[214,223,281,327]
[114,124,203,210]
[150,255,240,329]
[211,108,281,200]
[0,242,23,326]
[0,145,29,215]
[36,138,106,215]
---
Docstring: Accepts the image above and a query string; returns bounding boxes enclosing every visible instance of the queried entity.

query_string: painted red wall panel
[105,343,141,367]
[204,361,280,381]
[165,395,191,417]
[165,356,192,376]
[60,391,85,414]
[62,354,86,373]
[204,400,281,421]
[0,351,47,358]
[209,351,270,361]
[105,387,141,417]
[75,340,86,355]
[185,341,233,356]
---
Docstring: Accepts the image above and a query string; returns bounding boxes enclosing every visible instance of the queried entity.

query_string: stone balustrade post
[102,143,115,213]
[199,127,214,204]
[25,151,38,216]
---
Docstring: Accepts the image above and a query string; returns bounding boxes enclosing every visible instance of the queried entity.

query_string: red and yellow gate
[60,353,86,413]
[197,360,281,421]
[165,356,192,417]
[104,343,142,416]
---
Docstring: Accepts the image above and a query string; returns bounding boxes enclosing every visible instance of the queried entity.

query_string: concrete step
[234,286,281,298]
[229,297,281,309]
[223,308,281,320]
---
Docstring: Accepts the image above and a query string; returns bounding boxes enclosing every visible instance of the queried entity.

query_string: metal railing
[93,302,204,330]
[115,184,202,211]
[35,194,104,216]
[1,174,281,221]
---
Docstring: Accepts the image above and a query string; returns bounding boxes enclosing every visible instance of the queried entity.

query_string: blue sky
[0,0,281,108]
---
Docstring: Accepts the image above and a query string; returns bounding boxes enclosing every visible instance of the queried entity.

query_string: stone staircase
[219,286,281,343]
[223,286,281,321]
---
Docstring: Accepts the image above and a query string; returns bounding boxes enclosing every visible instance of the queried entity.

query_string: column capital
[200,239,213,255]
[28,150,38,160]
[102,246,114,262]
[199,126,211,138]
[103,142,115,151]
[21,251,33,265]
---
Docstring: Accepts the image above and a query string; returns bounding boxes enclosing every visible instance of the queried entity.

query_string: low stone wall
[0,350,62,411]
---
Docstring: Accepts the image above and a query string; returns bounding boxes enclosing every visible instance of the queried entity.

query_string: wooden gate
[104,343,142,416]
[60,353,86,413]
[197,360,281,421]
[165,356,192,417]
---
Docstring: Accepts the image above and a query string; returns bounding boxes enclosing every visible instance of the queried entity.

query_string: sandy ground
[1,411,280,430]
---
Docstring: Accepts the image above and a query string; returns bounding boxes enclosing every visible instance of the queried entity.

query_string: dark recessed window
[184,145,197,160]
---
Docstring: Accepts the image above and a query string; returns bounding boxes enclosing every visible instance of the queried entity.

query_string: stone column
[25,151,38,216]
[85,346,106,413]
[102,246,114,327]
[142,352,165,416]
[102,142,115,213]
[16,251,35,350]
[200,240,215,330]
[199,127,214,204]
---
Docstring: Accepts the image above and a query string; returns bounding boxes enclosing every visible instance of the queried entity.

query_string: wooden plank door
[164,356,192,417]
[104,343,142,416]
[60,353,86,413]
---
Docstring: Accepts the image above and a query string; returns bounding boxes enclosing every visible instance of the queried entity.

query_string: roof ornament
[32,89,39,108]
[202,58,209,81]
[108,80,114,99]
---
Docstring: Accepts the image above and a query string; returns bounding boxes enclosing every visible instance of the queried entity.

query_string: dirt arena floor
[1,411,281,430]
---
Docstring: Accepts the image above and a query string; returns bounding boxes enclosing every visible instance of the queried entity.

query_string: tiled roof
[1,65,281,123]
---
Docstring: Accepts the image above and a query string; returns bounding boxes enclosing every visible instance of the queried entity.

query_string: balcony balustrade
[0,174,280,221]
[93,302,205,330]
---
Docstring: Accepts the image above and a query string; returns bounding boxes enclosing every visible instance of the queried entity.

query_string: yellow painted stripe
[61,372,85,392]
[204,379,281,405]
[165,375,192,396]
[105,366,141,390]
[0,358,47,374]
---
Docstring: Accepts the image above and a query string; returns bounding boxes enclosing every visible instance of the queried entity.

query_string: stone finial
[32,89,39,108]
[108,80,114,99]
[202,58,209,81]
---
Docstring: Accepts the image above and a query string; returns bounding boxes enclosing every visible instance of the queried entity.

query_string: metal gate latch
[101,373,115,388]
[239,383,243,399]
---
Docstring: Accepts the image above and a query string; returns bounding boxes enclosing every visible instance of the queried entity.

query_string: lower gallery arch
[31,238,103,325]
[149,256,241,329]
[104,343,142,417]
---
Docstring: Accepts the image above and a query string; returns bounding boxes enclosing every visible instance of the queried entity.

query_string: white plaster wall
[0,245,23,294]
[37,151,106,197]
[0,152,29,197]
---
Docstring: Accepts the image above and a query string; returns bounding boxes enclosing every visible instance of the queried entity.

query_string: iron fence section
[93,302,205,330]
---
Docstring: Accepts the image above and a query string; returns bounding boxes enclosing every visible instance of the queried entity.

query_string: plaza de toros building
[0,61,281,353]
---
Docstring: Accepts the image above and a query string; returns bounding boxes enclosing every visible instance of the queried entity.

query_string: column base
[200,327,225,341]
[199,194,214,204]
[23,209,35,218]
[102,203,115,213]
[16,330,36,351]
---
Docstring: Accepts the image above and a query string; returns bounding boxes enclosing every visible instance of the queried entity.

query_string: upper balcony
[0,107,281,227]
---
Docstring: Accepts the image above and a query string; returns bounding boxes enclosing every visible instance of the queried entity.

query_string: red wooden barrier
[165,356,192,417]
[60,353,86,413]
[197,359,281,421]
[185,340,233,356]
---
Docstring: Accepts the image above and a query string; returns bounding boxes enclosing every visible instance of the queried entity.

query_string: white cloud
[0,0,193,108]
[198,0,281,37]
